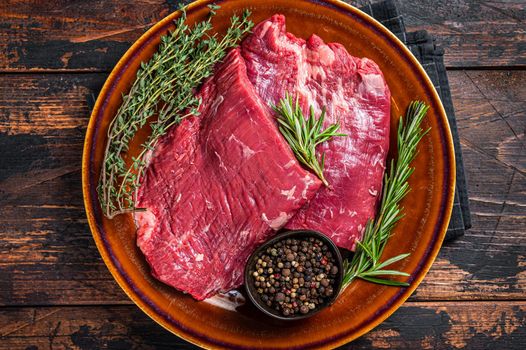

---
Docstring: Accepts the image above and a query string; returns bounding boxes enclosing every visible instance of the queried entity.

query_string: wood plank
[0,0,524,71]
[0,0,175,72]
[0,74,129,305]
[409,70,526,301]
[0,71,524,306]
[398,0,526,68]
[0,302,524,349]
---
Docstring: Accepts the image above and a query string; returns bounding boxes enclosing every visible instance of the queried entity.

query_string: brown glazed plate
[82,0,456,348]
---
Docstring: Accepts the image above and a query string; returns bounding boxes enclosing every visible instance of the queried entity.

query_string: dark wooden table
[1,1,524,349]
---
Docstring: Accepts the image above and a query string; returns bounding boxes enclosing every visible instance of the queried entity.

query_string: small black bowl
[244,230,344,321]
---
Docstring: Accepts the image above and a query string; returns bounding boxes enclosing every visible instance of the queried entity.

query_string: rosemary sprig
[271,93,346,186]
[98,6,253,218]
[342,101,430,289]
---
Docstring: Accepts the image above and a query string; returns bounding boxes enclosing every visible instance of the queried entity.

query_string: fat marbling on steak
[241,15,391,250]
[134,49,322,300]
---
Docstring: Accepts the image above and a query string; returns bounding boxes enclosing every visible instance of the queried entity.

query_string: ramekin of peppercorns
[244,230,343,320]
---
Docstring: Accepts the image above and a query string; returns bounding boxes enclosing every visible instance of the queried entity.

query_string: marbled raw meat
[241,15,391,250]
[135,49,321,300]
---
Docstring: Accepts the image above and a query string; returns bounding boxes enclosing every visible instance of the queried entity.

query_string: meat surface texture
[135,49,321,300]
[241,15,391,250]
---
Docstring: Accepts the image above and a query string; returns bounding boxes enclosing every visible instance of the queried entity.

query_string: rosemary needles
[98,6,253,218]
[341,101,430,289]
[272,95,430,289]
[272,93,346,186]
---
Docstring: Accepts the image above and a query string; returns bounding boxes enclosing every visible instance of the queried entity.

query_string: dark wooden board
[1,70,524,306]
[0,0,524,72]
[0,74,128,305]
[0,0,179,72]
[0,302,524,349]
[411,70,526,301]
[398,0,526,68]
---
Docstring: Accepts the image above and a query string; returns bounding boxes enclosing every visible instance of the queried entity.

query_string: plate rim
[82,0,456,348]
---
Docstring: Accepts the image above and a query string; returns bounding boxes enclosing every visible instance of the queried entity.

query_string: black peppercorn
[250,235,339,318]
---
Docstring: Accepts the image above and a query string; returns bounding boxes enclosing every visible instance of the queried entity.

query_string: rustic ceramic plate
[82,0,455,348]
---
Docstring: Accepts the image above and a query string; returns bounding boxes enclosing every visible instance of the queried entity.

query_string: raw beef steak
[241,15,391,250]
[135,49,321,300]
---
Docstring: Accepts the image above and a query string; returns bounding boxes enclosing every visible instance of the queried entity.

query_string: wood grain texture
[398,0,526,68]
[410,70,526,301]
[0,74,129,306]
[0,0,184,72]
[0,0,524,71]
[0,302,524,350]
[0,70,524,306]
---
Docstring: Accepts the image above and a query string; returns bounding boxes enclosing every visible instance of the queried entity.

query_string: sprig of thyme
[342,101,430,289]
[271,93,346,186]
[98,6,253,218]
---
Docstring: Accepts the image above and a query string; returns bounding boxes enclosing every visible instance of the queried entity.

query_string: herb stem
[341,101,430,290]
[98,6,253,218]
[271,93,346,186]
